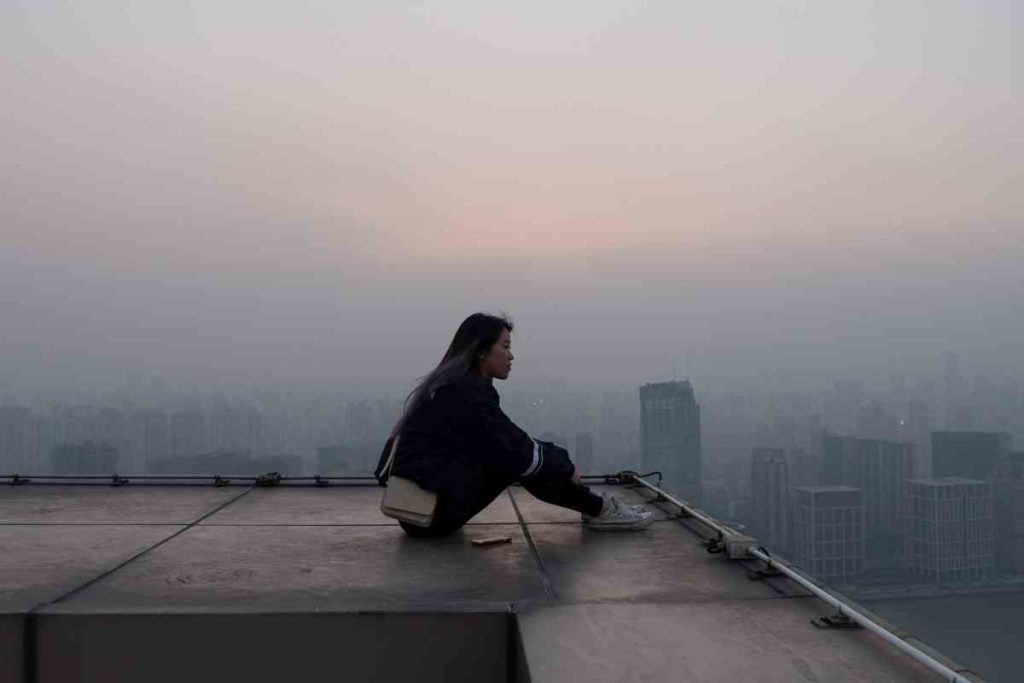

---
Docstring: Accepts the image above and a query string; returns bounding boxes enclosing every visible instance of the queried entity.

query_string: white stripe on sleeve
[522,438,543,477]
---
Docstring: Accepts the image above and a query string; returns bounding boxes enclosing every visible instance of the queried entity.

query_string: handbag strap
[383,434,401,479]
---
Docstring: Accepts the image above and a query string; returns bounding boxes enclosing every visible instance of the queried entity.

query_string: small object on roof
[471,535,512,547]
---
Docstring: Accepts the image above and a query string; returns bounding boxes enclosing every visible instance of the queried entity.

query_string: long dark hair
[389,312,513,438]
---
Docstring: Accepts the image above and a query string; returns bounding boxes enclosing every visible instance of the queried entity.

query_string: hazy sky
[1,1,1021,398]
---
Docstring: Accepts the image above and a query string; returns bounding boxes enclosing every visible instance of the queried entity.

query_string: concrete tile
[0,485,974,683]
[517,601,939,682]
[0,485,244,524]
[526,521,797,603]
[54,524,549,611]
[200,485,517,525]
[0,525,185,612]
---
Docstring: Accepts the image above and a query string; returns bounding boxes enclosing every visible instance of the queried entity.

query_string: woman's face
[478,327,514,380]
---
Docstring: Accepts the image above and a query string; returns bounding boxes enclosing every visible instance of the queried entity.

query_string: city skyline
[4,2,1023,680]
[3,347,1023,471]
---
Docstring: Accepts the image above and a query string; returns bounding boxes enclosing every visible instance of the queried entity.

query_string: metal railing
[1,471,623,487]
[617,470,976,683]
[1,472,379,486]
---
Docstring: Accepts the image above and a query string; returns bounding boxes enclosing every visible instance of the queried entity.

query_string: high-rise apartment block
[573,433,595,475]
[792,486,864,583]
[821,434,914,537]
[639,381,701,502]
[904,478,994,581]
[50,441,119,474]
[931,431,1011,480]
[0,406,31,472]
[750,448,790,552]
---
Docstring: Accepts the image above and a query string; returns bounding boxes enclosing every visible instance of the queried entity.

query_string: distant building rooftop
[908,477,989,486]
[792,484,863,493]
[0,475,978,682]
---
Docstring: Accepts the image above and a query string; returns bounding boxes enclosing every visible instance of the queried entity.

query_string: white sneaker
[583,492,655,531]
[580,502,648,521]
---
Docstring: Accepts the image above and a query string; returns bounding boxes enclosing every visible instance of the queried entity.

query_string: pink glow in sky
[1,1,1021,395]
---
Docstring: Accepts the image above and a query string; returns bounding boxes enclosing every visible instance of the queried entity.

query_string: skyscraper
[994,478,1024,573]
[904,478,994,581]
[943,352,971,429]
[792,486,864,584]
[138,409,170,470]
[931,431,1012,480]
[821,434,914,538]
[573,432,595,475]
[788,447,819,488]
[639,380,701,502]
[169,409,206,458]
[993,451,1024,573]
[50,441,119,474]
[0,406,30,472]
[210,405,265,455]
[904,399,932,478]
[750,448,790,552]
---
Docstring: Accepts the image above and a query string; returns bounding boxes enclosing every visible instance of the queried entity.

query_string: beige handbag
[380,435,438,527]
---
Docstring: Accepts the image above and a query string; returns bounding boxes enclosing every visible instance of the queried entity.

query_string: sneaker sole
[581,505,648,522]
[585,514,656,531]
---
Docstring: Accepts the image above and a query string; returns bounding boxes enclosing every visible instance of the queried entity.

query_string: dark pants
[399,469,605,538]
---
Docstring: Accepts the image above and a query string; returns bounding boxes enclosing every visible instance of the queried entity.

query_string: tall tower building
[792,486,865,584]
[821,434,914,537]
[139,410,169,470]
[931,431,1012,480]
[50,441,119,474]
[788,447,819,488]
[0,406,31,473]
[904,478,994,581]
[943,352,971,429]
[994,451,1024,572]
[169,409,206,458]
[905,399,932,478]
[750,448,790,552]
[639,381,701,502]
[573,433,595,475]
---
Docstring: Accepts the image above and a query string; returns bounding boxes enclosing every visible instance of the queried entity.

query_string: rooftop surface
[1,477,977,682]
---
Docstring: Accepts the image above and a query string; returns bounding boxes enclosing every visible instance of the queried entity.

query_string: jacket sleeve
[456,386,575,481]
[373,434,396,487]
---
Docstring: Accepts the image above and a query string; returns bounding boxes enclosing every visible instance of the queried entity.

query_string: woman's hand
[570,466,581,485]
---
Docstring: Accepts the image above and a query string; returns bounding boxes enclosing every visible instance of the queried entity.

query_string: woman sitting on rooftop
[375,312,654,537]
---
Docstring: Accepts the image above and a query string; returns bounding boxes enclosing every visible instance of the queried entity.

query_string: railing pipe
[622,472,975,683]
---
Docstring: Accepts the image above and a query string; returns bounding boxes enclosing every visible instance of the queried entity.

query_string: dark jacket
[374,372,575,500]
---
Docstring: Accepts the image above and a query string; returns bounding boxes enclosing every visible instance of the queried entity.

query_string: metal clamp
[703,536,725,554]
[812,612,861,629]
[256,471,282,486]
[747,547,783,580]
